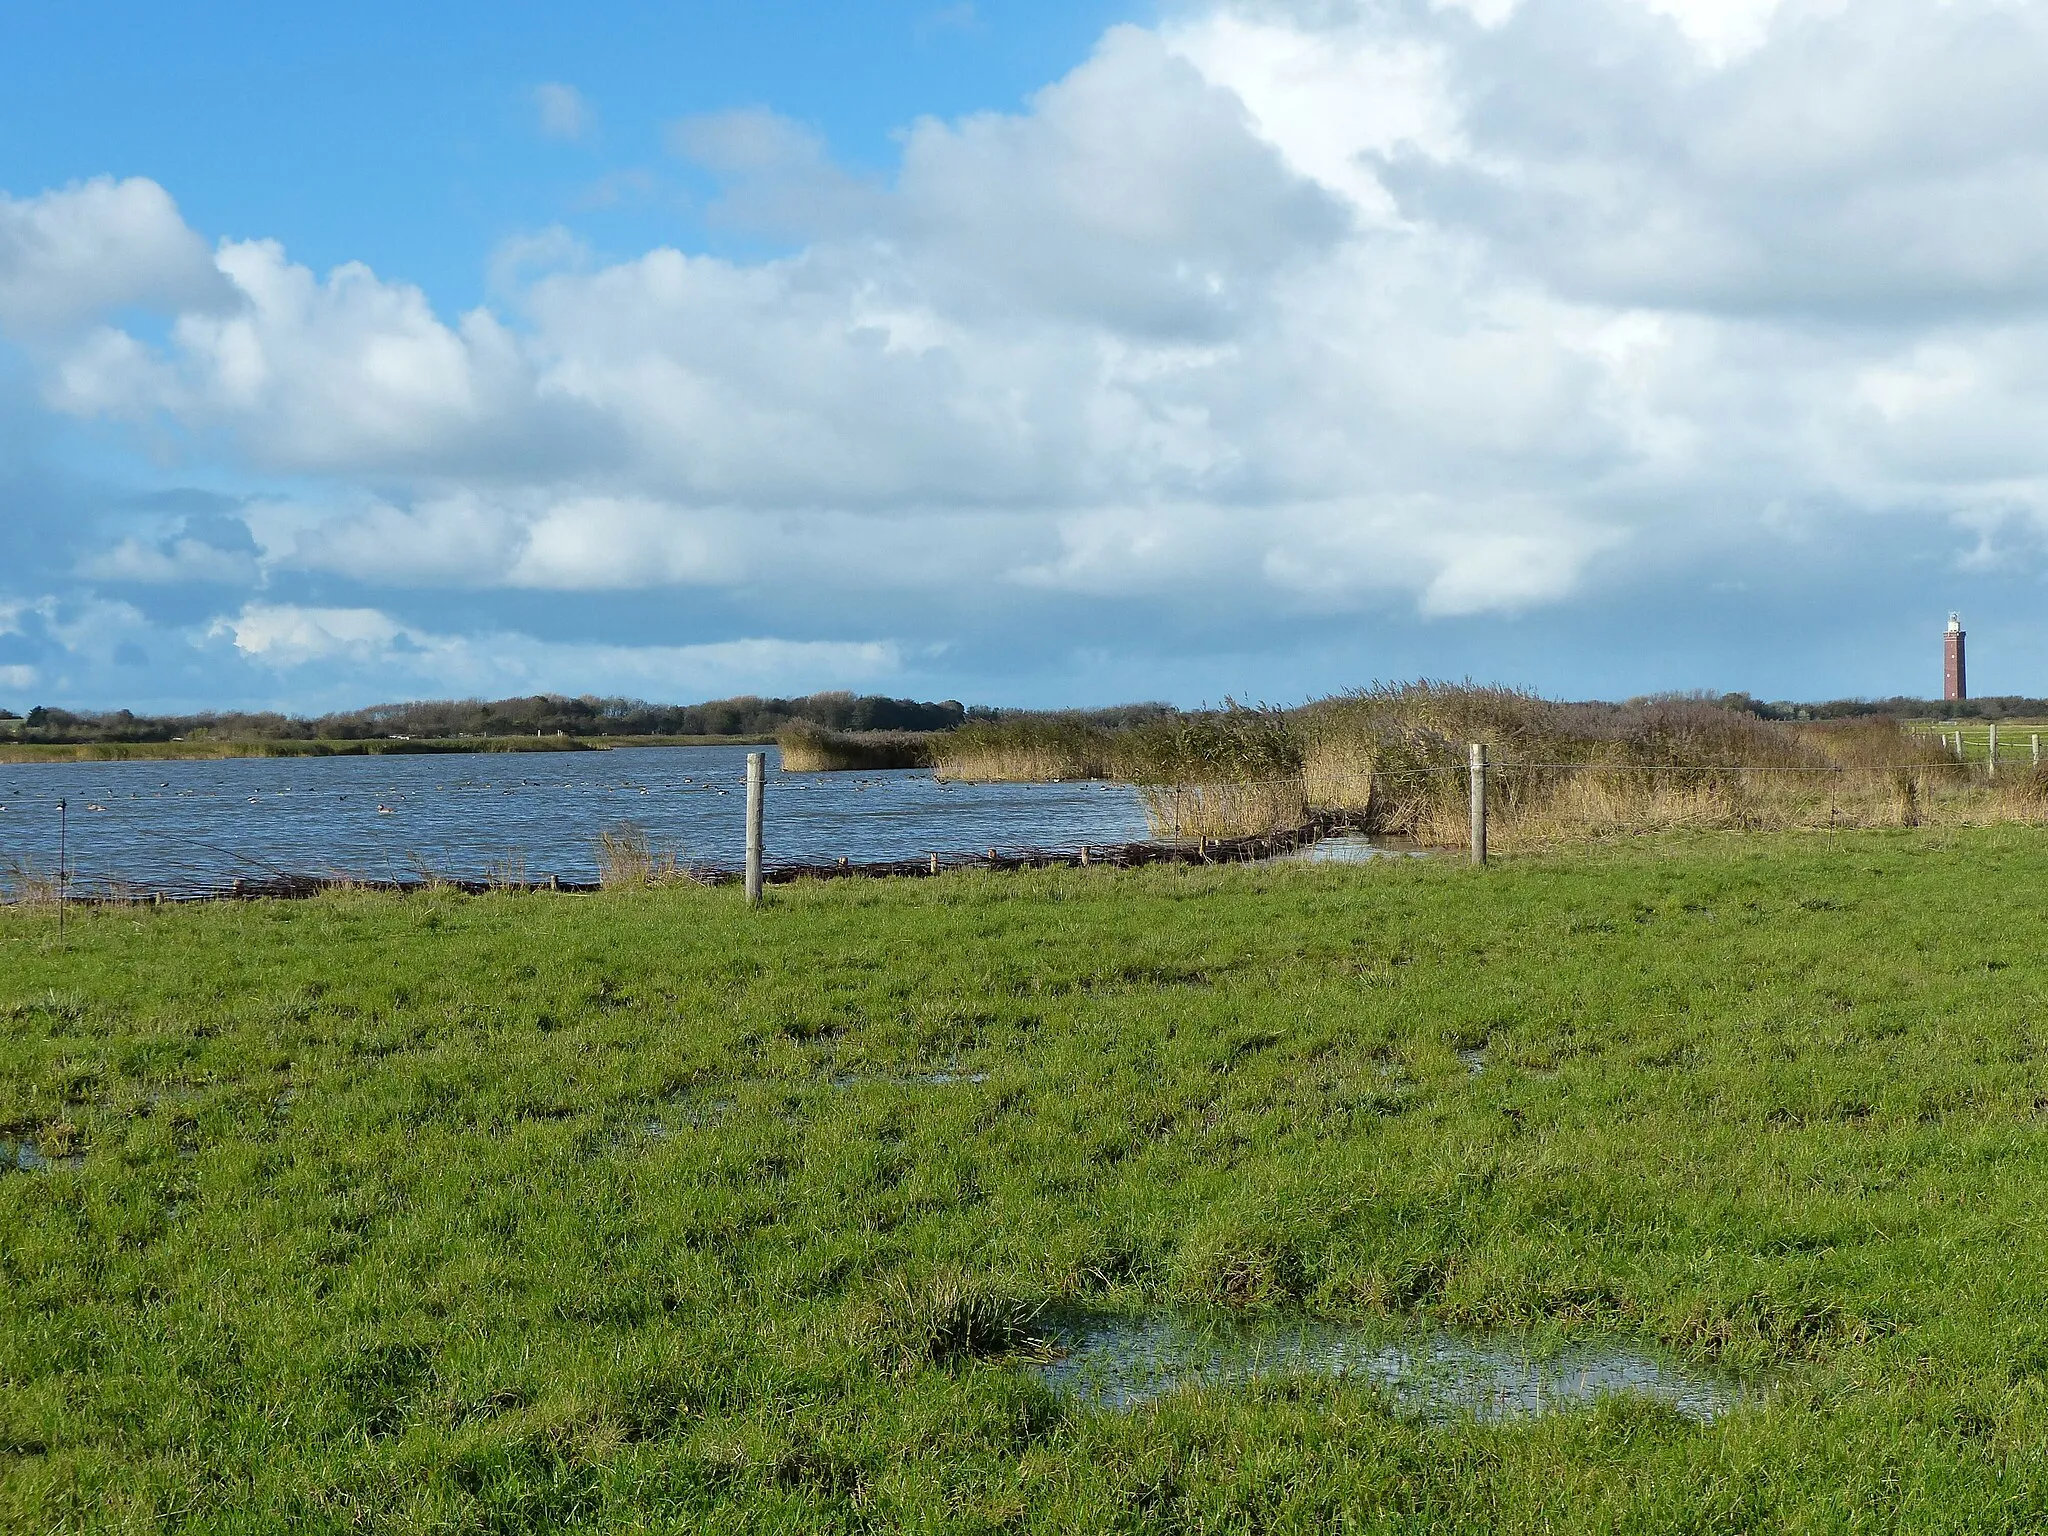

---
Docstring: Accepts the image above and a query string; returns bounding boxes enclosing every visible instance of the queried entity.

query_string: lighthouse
[1944,612,1967,702]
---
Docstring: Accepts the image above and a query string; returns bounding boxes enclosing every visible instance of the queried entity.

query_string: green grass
[7,829,2048,1530]
[1908,721,2048,766]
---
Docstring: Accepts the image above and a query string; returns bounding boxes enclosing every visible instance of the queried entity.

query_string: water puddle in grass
[1,1139,85,1173]
[1029,1315,1742,1423]
[1276,835,1435,865]
[1457,1047,1488,1076]
[831,1065,989,1089]
[640,1098,735,1139]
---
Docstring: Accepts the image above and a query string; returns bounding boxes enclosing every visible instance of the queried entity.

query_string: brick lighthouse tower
[1945,612,1968,702]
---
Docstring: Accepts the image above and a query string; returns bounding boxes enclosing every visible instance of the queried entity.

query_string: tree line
[0,692,990,744]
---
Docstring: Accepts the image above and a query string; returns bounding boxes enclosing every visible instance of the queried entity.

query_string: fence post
[56,798,66,941]
[2034,734,2041,768]
[1468,743,1488,867]
[744,751,765,907]
[1989,723,2000,778]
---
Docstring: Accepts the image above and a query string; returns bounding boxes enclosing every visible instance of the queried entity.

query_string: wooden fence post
[1469,743,1488,867]
[744,751,765,907]
[1989,723,2000,778]
[2034,734,2041,768]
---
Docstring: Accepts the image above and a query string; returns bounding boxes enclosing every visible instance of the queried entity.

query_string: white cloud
[209,601,904,696]
[14,0,2048,650]
[79,537,258,585]
[0,177,233,340]
[214,603,404,664]
[533,82,592,142]
[0,664,34,691]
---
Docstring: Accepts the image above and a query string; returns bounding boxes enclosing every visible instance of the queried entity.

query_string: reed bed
[1139,779,1310,840]
[776,724,935,772]
[935,684,2048,847]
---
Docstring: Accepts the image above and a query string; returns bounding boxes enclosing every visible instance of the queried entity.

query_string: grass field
[8,829,2048,1530]
[1907,721,2048,767]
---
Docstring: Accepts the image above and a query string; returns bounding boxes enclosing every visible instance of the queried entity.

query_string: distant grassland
[9,828,2048,1528]
[0,734,774,764]
[1908,720,2048,763]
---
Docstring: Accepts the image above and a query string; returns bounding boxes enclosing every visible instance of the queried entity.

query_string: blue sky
[4,0,2047,713]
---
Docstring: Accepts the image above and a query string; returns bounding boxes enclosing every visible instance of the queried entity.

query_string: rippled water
[0,745,1153,895]
[1278,834,1433,864]
[1031,1314,1744,1422]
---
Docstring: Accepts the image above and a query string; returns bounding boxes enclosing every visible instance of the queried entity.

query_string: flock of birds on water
[0,754,1142,896]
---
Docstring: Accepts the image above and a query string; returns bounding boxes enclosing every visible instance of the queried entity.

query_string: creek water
[1031,1314,1744,1423]
[0,745,1154,896]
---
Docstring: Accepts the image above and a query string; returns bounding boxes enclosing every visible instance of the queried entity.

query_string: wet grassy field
[6,828,2048,1531]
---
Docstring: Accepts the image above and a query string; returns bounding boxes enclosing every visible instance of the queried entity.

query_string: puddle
[1029,1315,1742,1423]
[639,1098,735,1139]
[1277,836,1435,865]
[831,1065,989,1088]
[1457,1048,1487,1076]
[2,1139,85,1173]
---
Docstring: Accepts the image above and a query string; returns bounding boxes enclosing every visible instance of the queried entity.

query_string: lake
[0,745,1155,897]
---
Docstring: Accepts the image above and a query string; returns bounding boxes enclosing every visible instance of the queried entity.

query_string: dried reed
[595,822,686,888]
[777,724,934,773]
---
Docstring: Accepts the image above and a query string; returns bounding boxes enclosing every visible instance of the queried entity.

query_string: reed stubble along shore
[0,818,1355,907]
[11,828,2048,1528]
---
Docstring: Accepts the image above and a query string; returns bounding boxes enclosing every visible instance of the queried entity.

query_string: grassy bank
[0,735,774,764]
[8,829,2048,1528]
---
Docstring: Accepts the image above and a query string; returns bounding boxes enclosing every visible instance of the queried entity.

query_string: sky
[3,0,2047,714]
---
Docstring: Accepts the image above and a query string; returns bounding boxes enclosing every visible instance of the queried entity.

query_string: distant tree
[24,705,47,728]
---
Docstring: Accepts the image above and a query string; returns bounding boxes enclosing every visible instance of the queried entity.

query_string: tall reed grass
[776,724,934,773]
[933,683,2046,847]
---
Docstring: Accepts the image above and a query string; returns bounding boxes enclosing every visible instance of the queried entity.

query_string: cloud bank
[4,0,2048,707]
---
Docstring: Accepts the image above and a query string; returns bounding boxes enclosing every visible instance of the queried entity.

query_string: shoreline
[0,733,778,764]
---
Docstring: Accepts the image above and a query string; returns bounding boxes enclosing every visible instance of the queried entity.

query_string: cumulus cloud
[0,177,233,340]
[5,0,2048,693]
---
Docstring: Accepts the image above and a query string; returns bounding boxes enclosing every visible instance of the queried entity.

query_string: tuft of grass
[594,822,687,887]
[866,1271,1051,1375]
